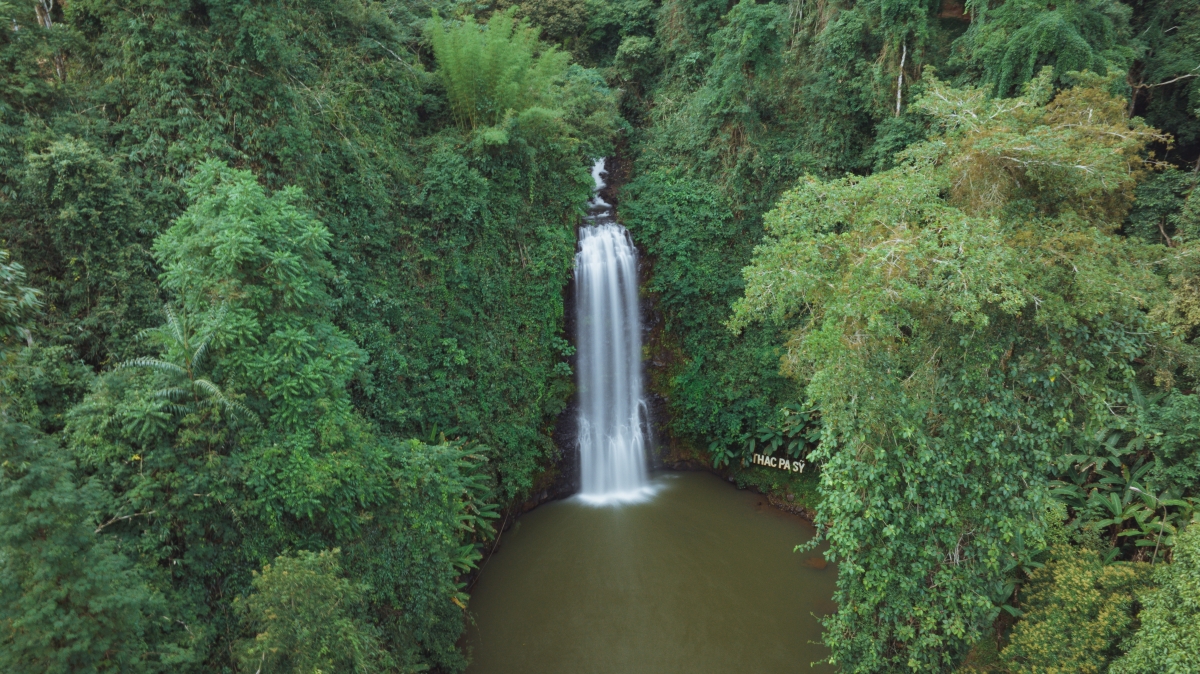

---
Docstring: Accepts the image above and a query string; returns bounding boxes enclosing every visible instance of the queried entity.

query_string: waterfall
[575,158,653,506]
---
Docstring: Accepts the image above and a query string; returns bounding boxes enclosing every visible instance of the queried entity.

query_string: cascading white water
[575,158,653,506]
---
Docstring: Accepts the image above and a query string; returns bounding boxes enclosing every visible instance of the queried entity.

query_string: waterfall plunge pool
[464,471,837,673]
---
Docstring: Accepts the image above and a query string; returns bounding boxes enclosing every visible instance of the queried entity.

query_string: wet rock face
[644,393,669,467]
[547,262,582,501]
[549,393,581,499]
[638,253,667,468]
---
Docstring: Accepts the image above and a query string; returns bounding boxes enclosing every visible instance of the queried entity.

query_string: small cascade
[575,158,653,505]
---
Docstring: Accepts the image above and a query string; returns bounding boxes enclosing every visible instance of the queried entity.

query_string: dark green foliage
[1141,393,1200,496]
[620,0,971,470]
[612,34,659,84]
[582,0,658,65]
[0,0,70,175]
[503,0,591,46]
[0,344,94,434]
[1129,0,1200,151]
[955,0,1134,97]
[2,139,160,366]
[0,250,39,352]
[621,1,814,463]
[345,439,499,671]
[621,171,801,462]
[1127,168,1198,244]
[0,422,183,673]
[1,253,171,672]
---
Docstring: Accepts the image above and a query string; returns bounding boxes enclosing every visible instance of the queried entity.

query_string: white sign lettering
[752,453,805,473]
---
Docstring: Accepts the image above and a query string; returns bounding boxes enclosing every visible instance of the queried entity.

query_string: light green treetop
[427,9,571,130]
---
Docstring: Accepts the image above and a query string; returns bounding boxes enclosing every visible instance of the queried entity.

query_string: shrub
[236,549,391,674]
[0,424,173,673]
[1111,524,1200,673]
[1002,547,1150,673]
[427,9,571,129]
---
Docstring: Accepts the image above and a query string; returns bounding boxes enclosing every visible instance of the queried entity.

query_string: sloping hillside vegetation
[613,0,1200,670]
[1,2,613,670]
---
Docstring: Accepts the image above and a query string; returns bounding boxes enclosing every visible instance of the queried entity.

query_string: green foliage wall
[0,424,178,673]
[6,139,160,366]
[0,0,614,670]
[1130,0,1200,150]
[616,0,973,465]
[733,74,1173,670]
[953,0,1134,97]
[2,0,1200,670]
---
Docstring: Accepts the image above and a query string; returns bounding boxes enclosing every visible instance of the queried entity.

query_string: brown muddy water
[465,470,838,673]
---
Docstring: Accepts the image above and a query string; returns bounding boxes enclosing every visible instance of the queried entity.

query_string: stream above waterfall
[464,471,837,673]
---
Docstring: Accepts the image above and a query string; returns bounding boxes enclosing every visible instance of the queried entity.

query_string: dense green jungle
[2,0,1200,670]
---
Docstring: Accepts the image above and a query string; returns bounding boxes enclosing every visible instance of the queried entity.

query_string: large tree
[732,70,1172,671]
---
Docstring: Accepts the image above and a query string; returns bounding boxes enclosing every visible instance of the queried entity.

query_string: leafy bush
[4,139,159,365]
[1125,168,1198,246]
[503,0,590,45]
[1001,547,1150,673]
[621,170,801,465]
[0,251,38,353]
[612,35,657,82]
[152,160,364,434]
[0,423,183,673]
[955,0,1134,96]
[1111,524,1200,673]
[1127,0,1200,148]
[428,9,571,129]
[236,549,392,674]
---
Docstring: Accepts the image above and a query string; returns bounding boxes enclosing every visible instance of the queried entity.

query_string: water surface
[466,471,837,673]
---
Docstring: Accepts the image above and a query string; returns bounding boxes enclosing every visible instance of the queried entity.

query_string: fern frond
[192,378,222,398]
[222,398,263,429]
[153,387,192,402]
[164,304,186,348]
[119,357,188,378]
[192,336,211,369]
[191,302,228,368]
[163,403,196,416]
[194,378,262,429]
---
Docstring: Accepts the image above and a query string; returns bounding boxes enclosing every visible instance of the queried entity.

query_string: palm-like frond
[152,386,192,403]
[195,378,262,429]
[164,304,186,349]
[189,303,226,370]
[117,303,259,430]
[119,357,188,378]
